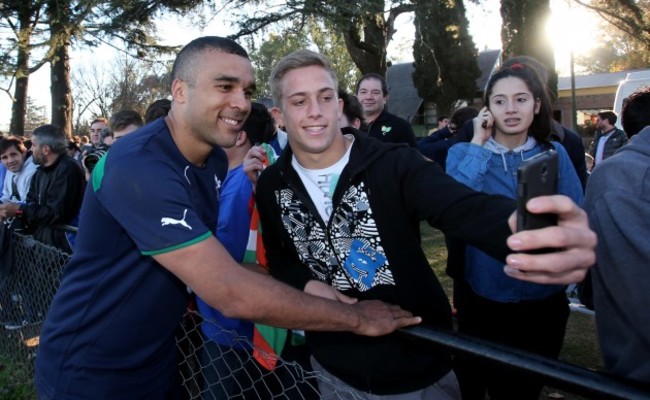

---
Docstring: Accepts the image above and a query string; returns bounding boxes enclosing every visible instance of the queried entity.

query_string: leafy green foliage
[250,32,310,100]
[249,19,360,100]
[574,0,650,73]
[226,0,414,75]
[573,0,650,52]
[0,0,205,134]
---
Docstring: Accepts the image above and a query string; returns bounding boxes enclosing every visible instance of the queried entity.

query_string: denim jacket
[447,138,584,302]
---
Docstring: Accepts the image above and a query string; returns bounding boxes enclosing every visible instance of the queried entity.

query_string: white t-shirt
[291,136,354,223]
[595,129,614,165]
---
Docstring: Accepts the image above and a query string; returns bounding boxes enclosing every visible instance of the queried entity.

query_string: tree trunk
[50,42,73,135]
[342,14,388,76]
[10,51,29,137]
[47,0,73,135]
[9,6,34,136]
[500,0,557,98]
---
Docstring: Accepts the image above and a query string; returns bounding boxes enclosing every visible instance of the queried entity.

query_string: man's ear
[171,79,187,103]
[271,107,284,130]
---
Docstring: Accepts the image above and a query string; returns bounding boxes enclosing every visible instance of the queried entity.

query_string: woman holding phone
[446,62,584,400]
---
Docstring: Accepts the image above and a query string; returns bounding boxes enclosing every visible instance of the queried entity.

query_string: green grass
[420,223,604,400]
[1,225,603,399]
[0,358,35,400]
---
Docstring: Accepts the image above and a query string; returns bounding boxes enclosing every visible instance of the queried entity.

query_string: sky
[0,0,602,131]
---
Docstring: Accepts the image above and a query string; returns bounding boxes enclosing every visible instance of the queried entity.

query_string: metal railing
[1,229,649,399]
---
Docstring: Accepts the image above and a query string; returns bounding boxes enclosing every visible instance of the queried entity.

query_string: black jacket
[19,153,85,252]
[588,127,628,168]
[362,109,417,147]
[256,133,515,394]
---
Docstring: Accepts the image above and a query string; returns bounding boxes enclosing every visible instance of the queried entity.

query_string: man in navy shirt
[35,36,420,400]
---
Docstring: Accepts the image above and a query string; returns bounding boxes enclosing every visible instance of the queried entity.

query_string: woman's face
[488,76,541,138]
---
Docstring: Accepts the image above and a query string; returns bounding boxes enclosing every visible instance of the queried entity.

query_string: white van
[613,71,650,129]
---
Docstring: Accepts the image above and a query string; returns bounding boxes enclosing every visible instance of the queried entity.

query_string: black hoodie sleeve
[396,147,516,262]
[256,167,314,290]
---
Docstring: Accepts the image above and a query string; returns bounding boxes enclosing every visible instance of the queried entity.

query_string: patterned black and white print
[276,181,395,291]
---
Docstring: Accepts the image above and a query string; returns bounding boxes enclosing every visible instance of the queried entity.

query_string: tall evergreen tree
[412,0,480,116]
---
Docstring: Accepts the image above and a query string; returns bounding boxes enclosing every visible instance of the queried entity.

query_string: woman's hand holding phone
[471,106,494,146]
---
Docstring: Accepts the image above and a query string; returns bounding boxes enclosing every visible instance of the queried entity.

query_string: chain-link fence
[0,229,366,399]
[2,229,649,399]
[0,230,68,368]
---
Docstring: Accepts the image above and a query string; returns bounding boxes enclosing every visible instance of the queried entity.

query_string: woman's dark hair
[484,62,552,143]
[339,90,364,128]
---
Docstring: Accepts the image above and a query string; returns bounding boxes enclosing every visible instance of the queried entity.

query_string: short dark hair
[598,111,617,126]
[621,87,650,138]
[90,117,108,126]
[355,73,388,96]
[145,99,171,124]
[437,115,449,124]
[0,136,26,155]
[33,125,67,154]
[171,36,249,88]
[109,109,144,132]
[241,103,276,145]
[339,90,364,126]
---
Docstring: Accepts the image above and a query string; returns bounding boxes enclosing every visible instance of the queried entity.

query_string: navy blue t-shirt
[35,118,227,399]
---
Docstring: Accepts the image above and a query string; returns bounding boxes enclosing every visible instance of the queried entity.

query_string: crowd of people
[0,35,646,399]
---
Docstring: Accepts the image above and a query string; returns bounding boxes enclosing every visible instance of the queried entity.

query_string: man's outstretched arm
[153,236,421,336]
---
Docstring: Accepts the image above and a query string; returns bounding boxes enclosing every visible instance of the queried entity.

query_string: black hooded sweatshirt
[256,132,515,394]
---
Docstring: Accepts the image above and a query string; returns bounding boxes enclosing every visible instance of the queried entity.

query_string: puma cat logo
[160,209,192,230]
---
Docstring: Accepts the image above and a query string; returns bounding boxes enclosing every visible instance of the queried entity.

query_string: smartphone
[516,149,558,232]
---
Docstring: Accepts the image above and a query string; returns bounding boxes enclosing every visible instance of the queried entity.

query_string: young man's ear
[271,108,284,131]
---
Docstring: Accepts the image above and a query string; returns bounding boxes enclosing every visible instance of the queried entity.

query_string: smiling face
[0,145,26,173]
[356,77,386,120]
[178,49,255,150]
[488,76,541,143]
[272,65,346,169]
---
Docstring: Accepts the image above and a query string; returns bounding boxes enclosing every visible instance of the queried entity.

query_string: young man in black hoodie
[250,49,596,398]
